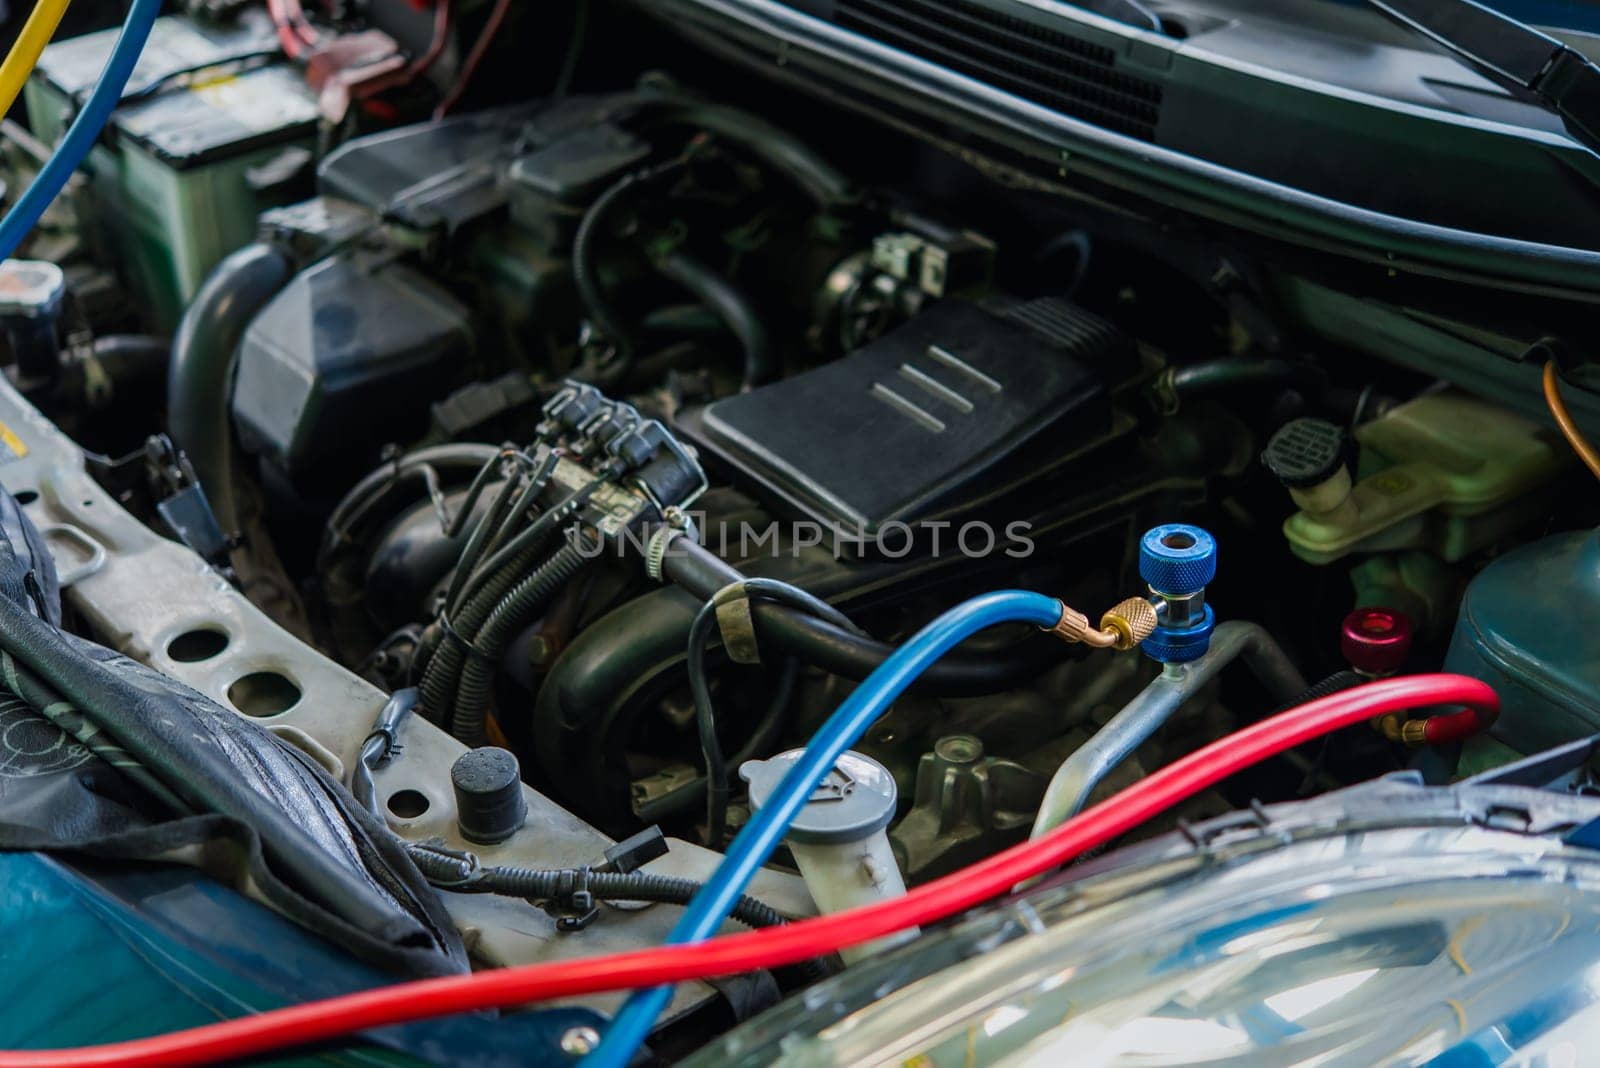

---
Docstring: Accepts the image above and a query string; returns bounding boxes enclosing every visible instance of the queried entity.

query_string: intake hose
[655,250,775,389]
[1170,358,1325,396]
[634,91,859,208]
[1152,357,1327,415]
[325,444,502,550]
[319,444,502,663]
[168,242,294,530]
[531,564,1060,824]
[573,89,858,382]
[451,541,591,745]
[87,334,169,388]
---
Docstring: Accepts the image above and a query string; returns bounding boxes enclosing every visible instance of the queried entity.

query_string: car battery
[23,12,318,329]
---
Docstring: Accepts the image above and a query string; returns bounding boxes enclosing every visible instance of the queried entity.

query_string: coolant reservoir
[1275,392,1566,564]
[1446,529,1600,753]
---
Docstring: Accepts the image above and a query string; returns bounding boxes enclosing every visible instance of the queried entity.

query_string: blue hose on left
[585,589,1065,1067]
[0,0,161,261]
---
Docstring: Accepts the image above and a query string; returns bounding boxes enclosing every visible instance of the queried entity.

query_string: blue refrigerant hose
[0,0,161,261]
[584,589,1066,1067]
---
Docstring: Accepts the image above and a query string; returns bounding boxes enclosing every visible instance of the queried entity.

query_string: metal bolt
[934,734,983,765]
[525,634,553,669]
[560,1026,601,1056]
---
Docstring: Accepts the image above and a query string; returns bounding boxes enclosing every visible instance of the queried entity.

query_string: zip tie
[436,614,492,664]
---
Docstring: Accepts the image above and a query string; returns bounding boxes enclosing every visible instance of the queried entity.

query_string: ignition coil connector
[575,401,639,459]
[606,418,670,470]
[537,382,706,506]
[536,381,606,440]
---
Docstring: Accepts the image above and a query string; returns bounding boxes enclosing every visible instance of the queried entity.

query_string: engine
[1,1,1598,1061]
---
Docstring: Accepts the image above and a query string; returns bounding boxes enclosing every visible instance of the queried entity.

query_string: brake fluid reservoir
[1274,393,1566,565]
[741,749,914,963]
[1446,529,1600,753]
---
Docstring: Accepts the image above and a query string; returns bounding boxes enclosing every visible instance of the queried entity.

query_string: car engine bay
[3,0,1600,1063]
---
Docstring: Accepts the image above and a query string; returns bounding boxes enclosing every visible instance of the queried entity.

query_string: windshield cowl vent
[831,0,1164,141]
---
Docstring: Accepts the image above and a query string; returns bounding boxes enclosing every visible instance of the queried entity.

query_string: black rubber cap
[451,747,527,845]
[1262,418,1346,488]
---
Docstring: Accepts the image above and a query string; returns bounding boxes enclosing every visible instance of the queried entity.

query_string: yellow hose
[0,0,73,121]
[1544,360,1600,482]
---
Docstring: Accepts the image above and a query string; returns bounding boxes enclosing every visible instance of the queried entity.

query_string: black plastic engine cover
[686,298,1122,534]
[231,255,472,487]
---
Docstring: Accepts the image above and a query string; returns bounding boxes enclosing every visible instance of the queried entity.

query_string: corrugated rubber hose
[404,845,788,930]
[450,540,591,745]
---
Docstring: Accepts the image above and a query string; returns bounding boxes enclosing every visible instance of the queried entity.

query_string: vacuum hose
[655,250,775,389]
[661,538,1055,693]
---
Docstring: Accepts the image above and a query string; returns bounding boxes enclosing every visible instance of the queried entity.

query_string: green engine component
[1279,391,1567,565]
[23,13,318,331]
[1446,529,1600,756]
[1349,551,1458,636]
[890,734,1043,882]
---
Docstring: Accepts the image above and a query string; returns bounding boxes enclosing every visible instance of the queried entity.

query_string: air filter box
[682,298,1125,536]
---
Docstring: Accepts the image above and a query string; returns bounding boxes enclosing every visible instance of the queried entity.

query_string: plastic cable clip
[541,867,601,932]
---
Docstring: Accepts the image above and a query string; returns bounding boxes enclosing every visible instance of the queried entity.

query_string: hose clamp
[644,508,697,581]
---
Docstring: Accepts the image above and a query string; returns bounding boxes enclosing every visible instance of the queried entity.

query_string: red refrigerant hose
[0,675,1497,1068]
[267,0,319,59]
[1420,703,1497,746]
